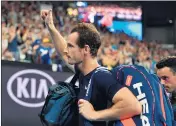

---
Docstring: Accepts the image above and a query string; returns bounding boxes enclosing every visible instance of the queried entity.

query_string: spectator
[1,1,175,73]
[156,56,176,119]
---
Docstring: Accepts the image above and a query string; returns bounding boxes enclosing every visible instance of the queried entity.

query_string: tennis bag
[111,65,174,126]
[84,65,174,126]
[39,72,79,126]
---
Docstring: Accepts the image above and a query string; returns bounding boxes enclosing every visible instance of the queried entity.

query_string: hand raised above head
[40,9,54,29]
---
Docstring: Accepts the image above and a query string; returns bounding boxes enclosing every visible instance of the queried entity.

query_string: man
[41,9,141,126]
[156,56,176,120]
[156,56,176,93]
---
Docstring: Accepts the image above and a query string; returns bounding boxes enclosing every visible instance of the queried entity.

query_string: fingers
[40,11,47,20]
[79,107,83,114]
[78,99,85,105]
[49,9,52,15]
[78,99,85,114]
[78,102,84,108]
[40,9,52,20]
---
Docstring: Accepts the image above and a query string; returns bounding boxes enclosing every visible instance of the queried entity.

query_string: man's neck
[79,58,100,76]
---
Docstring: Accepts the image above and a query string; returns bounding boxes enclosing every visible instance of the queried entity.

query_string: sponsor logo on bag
[133,82,150,126]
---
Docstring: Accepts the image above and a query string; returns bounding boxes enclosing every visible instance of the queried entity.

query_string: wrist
[90,111,99,121]
[47,23,55,31]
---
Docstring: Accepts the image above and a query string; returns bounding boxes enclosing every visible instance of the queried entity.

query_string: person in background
[156,56,176,119]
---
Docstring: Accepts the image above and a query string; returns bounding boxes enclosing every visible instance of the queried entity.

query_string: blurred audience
[1,1,175,73]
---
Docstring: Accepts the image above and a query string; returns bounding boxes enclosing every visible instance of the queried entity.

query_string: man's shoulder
[92,67,115,84]
[94,67,110,76]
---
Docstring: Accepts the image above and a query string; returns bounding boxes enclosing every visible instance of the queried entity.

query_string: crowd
[1,1,175,73]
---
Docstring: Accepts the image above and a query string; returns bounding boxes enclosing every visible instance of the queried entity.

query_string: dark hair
[70,23,101,57]
[156,56,176,74]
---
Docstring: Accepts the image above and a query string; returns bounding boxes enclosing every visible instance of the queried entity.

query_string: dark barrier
[2,60,75,126]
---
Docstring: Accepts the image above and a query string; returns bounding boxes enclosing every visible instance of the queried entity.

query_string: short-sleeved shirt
[75,65,123,126]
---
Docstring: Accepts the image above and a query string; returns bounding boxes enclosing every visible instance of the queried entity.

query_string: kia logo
[7,69,56,108]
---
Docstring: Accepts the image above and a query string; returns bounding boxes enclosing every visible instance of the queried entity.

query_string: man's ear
[84,45,90,54]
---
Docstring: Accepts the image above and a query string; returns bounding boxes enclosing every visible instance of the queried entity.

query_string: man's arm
[40,9,74,72]
[79,87,141,121]
[78,70,142,121]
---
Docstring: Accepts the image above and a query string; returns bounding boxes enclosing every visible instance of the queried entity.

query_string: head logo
[7,69,56,108]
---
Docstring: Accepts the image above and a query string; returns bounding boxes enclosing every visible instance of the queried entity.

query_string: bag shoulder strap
[84,66,108,101]
[70,71,80,88]
[84,67,108,126]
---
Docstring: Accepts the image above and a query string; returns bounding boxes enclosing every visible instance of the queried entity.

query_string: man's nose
[161,79,166,85]
[64,47,68,54]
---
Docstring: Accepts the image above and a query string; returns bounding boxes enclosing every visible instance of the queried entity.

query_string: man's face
[157,67,176,93]
[65,32,84,65]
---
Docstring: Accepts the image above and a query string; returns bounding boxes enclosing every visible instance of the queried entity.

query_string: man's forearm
[92,100,140,121]
[92,88,142,121]
[48,25,67,59]
[41,10,74,71]
[47,25,74,72]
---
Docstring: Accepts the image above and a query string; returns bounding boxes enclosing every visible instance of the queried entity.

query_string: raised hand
[40,9,54,29]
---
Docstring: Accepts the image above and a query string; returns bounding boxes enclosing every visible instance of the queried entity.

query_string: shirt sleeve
[93,70,124,101]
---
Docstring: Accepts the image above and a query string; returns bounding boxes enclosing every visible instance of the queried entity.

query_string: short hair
[70,22,101,57]
[156,56,176,74]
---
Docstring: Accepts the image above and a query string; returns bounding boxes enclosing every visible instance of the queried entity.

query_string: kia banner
[2,61,74,126]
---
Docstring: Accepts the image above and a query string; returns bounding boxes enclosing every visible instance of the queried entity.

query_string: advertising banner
[2,61,74,126]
